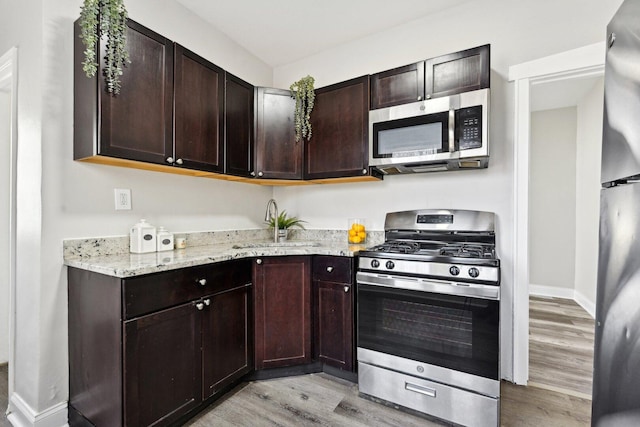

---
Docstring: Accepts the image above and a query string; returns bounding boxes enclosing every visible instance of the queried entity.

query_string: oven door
[356,272,499,381]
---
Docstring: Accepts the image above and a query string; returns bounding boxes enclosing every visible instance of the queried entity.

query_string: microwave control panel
[456,105,483,150]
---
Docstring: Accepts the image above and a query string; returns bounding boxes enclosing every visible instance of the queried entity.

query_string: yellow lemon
[351,235,362,244]
[348,229,357,237]
[355,224,365,233]
[357,231,366,239]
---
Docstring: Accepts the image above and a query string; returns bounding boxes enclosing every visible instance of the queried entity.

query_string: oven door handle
[356,272,500,301]
[405,382,437,398]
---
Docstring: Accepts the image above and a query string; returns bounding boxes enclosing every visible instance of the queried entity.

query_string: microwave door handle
[448,109,455,152]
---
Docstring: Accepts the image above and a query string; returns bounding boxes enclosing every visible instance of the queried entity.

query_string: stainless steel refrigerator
[593,0,640,425]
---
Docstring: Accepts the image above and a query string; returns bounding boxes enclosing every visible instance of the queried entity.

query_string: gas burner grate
[439,244,493,259]
[372,241,421,254]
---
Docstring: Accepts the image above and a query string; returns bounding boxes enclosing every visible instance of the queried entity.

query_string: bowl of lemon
[348,219,367,244]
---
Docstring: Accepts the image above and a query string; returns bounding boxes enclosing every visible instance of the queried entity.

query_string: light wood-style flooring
[188,296,595,426]
[0,364,9,427]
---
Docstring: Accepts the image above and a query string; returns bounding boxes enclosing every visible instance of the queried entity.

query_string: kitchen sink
[232,241,321,249]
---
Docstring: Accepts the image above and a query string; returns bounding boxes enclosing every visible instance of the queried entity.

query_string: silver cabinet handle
[405,382,436,398]
[196,302,204,311]
[198,279,207,286]
[203,298,211,306]
[326,266,334,273]
[256,259,263,265]
[166,157,174,164]
[250,171,256,177]
[609,32,616,48]
[258,171,264,177]
[417,95,422,101]
[175,158,183,165]
[362,169,368,175]
[344,286,349,293]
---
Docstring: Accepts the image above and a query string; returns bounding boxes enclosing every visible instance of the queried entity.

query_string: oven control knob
[449,266,460,276]
[371,259,380,268]
[385,261,395,270]
[469,267,480,278]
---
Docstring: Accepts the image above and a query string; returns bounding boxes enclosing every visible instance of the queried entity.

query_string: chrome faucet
[265,199,279,243]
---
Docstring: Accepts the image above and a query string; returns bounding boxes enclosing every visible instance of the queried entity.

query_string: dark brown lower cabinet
[253,256,311,369]
[203,285,252,397]
[314,280,354,371]
[313,256,354,371]
[68,259,252,427]
[124,303,202,426]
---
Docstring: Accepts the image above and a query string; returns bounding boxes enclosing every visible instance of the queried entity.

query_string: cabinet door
[100,20,174,165]
[255,87,302,179]
[254,256,311,369]
[370,61,425,109]
[305,76,369,180]
[425,44,490,99]
[124,302,202,427]
[314,280,354,371]
[225,73,255,177]
[202,285,252,398]
[174,44,225,172]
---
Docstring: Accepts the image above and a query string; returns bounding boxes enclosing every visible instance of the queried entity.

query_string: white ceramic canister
[156,227,174,252]
[130,219,157,253]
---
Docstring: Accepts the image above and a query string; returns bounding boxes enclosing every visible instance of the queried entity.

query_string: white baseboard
[529,283,575,299]
[529,283,596,319]
[574,290,596,319]
[7,393,68,427]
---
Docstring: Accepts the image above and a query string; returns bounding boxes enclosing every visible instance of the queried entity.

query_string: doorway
[509,42,605,384]
[0,47,17,419]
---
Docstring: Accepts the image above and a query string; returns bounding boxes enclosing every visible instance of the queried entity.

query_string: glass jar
[348,218,367,244]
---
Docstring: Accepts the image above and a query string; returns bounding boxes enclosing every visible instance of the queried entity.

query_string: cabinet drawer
[312,256,352,283]
[124,259,252,319]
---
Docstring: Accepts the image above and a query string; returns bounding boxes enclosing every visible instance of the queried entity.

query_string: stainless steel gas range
[356,209,500,427]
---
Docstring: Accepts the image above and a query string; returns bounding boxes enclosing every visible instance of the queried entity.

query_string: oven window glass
[358,284,499,379]
[373,112,449,158]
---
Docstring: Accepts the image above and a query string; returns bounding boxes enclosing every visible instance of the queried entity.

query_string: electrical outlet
[114,188,132,210]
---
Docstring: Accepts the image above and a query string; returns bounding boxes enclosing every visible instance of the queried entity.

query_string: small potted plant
[266,211,306,241]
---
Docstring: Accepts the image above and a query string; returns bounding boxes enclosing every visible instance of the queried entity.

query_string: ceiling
[175,0,475,67]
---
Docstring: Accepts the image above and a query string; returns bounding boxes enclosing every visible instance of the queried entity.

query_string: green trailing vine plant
[79,0,130,95]
[289,75,316,142]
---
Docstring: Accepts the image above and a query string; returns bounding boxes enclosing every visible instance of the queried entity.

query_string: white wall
[575,78,604,310]
[529,107,578,291]
[0,88,9,364]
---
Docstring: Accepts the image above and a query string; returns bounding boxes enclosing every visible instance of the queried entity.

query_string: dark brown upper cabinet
[305,76,370,180]
[425,44,490,99]
[370,61,425,109]
[74,19,174,164]
[174,44,225,173]
[225,72,255,177]
[369,44,490,110]
[75,19,229,174]
[254,87,302,180]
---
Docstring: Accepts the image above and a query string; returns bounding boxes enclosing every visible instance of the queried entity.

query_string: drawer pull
[203,298,211,306]
[344,286,349,293]
[326,266,334,273]
[256,259,263,265]
[405,382,436,398]
[196,303,204,311]
[198,278,207,286]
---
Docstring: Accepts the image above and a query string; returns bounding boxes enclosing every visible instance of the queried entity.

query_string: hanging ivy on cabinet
[78,0,131,95]
[290,75,316,142]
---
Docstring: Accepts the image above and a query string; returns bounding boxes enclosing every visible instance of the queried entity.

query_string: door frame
[0,46,18,404]
[509,42,605,385]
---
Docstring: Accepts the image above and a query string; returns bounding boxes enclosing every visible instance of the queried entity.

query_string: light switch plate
[114,188,132,210]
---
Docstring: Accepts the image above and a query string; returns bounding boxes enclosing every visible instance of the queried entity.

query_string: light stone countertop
[63,229,381,278]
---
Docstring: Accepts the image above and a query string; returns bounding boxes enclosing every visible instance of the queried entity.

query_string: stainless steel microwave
[368,88,489,174]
